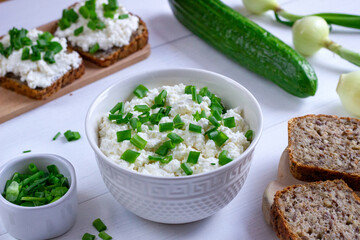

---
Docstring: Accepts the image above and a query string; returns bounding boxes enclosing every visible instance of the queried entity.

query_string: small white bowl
[86,68,263,224]
[0,153,77,240]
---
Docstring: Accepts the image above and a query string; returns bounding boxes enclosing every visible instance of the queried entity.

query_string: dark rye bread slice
[271,180,360,240]
[0,60,85,100]
[52,16,149,67]
[288,114,360,191]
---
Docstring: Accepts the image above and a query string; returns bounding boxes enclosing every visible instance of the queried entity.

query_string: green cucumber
[168,0,318,98]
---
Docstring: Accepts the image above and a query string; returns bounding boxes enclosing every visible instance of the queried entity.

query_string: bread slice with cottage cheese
[0,28,85,100]
[54,1,149,67]
[270,179,360,240]
[288,114,360,191]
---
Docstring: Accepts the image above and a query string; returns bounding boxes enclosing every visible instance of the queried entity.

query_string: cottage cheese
[0,29,82,89]
[99,84,251,177]
[54,0,139,52]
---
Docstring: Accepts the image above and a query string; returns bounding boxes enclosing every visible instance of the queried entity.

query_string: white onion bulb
[336,71,360,117]
[242,0,278,14]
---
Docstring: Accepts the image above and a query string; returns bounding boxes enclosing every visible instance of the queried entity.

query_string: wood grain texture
[0,21,151,124]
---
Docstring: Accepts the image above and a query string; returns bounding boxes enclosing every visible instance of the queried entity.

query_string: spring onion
[167,133,184,144]
[74,26,84,36]
[129,118,141,132]
[189,123,202,133]
[89,43,100,54]
[155,141,175,156]
[44,51,55,64]
[30,45,41,61]
[245,130,254,141]
[211,163,216,166]
[21,47,30,60]
[150,113,163,125]
[138,112,150,123]
[82,233,95,240]
[213,131,229,147]
[193,110,206,121]
[93,218,107,232]
[219,150,233,166]
[29,163,38,173]
[133,84,148,98]
[64,130,81,142]
[152,90,167,108]
[53,132,61,141]
[22,150,31,153]
[187,151,200,164]
[134,105,150,112]
[158,106,172,116]
[108,114,123,121]
[99,231,112,240]
[79,6,90,18]
[5,181,20,202]
[159,122,174,132]
[336,71,360,117]
[199,87,212,98]
[121,149,140,163]
[205,128,218,139]
[212,110,222,121]
[116,130,131,142]
[185,85,194,94]
[173,114,184,129]
[116,113,133,124]
[118,14,129,20]
[149,155,174,164]
[104,11,115,19]
[292,16,360,66]
[130,134,147,149]
[181,163,193,175]
[224,117,236,128]
[208,115,220,128]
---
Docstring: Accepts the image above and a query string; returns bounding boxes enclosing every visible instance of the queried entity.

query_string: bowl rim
[85,68,263,180]
[0,153,77,210]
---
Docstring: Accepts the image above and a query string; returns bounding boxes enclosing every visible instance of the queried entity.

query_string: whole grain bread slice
[271,179,360,240]
[0,60,85,100]
[52,16,149,67]
[288,114,360,191]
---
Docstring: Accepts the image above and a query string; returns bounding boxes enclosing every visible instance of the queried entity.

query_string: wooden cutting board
[262,149,360,225]
[0,21,151,124]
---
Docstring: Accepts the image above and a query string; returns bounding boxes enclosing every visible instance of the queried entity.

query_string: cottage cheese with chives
[98,84,251,177]
[54,0,139,52]
[0,29,81,89]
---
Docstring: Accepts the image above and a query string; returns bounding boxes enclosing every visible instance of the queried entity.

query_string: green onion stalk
[292,16,360,67]
[242,0,360,29]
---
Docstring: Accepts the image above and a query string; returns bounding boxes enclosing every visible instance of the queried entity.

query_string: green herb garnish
[74,26,84,36]
[118,14,129,19]
[181,163,193,175]
[245,130,253,141]
[22,150,31,153]
[21,47,30,60]
[93,218,107,232]
[130,134,147,149]
[64,130,81,141]
[187,151,200,164]
[189,123,202,133]
[134,105,150,112]
[116,130,131,142]
[159,122,174,132]
[133,84,148,98]
[82,233,96,240]
[219,150,232,165]
[53,132,61,141]
[89,43,100,54]
[224,117,236,128]
[212,131,228,147]
[167,133,184,144]
[120,149,140,163]
[98,231,112,240]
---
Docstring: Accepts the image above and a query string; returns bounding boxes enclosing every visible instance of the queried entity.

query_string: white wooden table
[0,0,359,239]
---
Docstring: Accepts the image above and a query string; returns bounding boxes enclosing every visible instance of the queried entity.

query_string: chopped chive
[116,130,131,142]
[22,150,31,153]
[28,163,38,173]
[219,150,233,165]
[79,6,89,18]
[74,26,84,36]
[189,123,202,133]
[58,17,70,30]
[185,85,194,94]
[212,110,222,121]
[148,155,163,161]
[205,128,217,137]
[48,41,63,54]
[108,114,123,120]
[47,165,59,175]
[116,113,133,124]
[213,131,229,147]
[93,218,107,232]
[134,105,150,112]
[5,181,20,202]
[82,233,95,240]
[89,43,99,54]
[104,11,115,19]
[187,151,200,164]
[150,113,163,125]
[133,84,148,98]
[208,115,220,128]
[160,155,173,164]
[87,20,97,30]
[99,231,112,240]
[199,87,212,98]
[30,45,41,61]
[118,14,129,19]
[21,47,30,60]
[138,112,150,123]
[167,133,184,144]
[181,163,193,175]
[64,130,81,141]
[109,102,124,114]
[155,141,175,156]
[211,163,216,165]
[159,122,174,132]
[191,86,197,102]
[158,106,171,116]
[44,51,55,64]
[224,117,236,128]
[130,134,147,149]
[152,90,167,108]
[21,196,46,202]
[208,129,219,140]
[173,114,184,129]
[129,118,141,132]
[52,132,61,141]
[121,150,140,163]
[245,130,253,141]
[193,110,206,121]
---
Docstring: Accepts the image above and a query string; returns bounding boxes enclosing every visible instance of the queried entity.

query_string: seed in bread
[288,114,360,191]
[271,179,360,240]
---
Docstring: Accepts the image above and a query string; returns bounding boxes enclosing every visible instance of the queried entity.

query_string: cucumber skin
[168,0,318,98]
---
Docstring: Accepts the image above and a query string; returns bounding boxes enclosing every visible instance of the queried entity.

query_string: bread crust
[52,12,149,67]
[270,179,360,240]
[287,114,360,191]
[0,61,85,100]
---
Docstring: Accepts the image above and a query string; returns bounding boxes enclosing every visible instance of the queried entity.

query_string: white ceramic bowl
[0,153,77,240]
[86,68,263,224]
